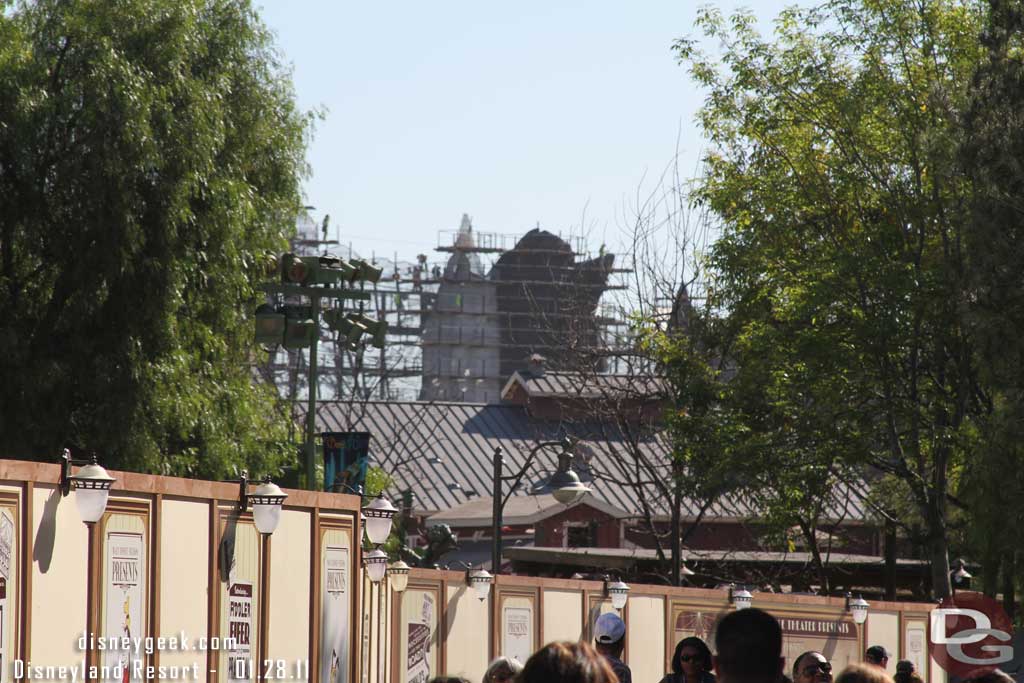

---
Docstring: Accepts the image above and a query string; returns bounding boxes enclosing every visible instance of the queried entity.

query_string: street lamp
[467,567,494,602]
[491,438,591,573]
[605,578,630,610]
[389,561,410,593]
[364,549,388,583]
[362,496,398,546]
[249,478,288,535]
[59,450,115,678]
[846,593,869,625]
[728,584,753,610]
[60,451,116,523]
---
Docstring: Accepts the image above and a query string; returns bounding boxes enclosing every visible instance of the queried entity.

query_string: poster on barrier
[503,607,532,664]
[321,546,349,683]
[228,582,254,680]
[103,531,144,682]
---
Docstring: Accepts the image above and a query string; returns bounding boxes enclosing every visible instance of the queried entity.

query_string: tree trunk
[884,519,897,601]
[929,501,952,599]
[1003,552,1017,621]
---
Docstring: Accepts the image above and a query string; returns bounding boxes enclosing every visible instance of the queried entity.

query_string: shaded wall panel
[268,509,311,666]
[541,589,583,644]
[159,498,209,672]
[31,485,88,666]
[627,596,665,683]
[444,584,489,682]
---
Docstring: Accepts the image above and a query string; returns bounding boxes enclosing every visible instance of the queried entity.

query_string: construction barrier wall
[0,460,944,683]
[0,459,363,683]
[373,569,945,683]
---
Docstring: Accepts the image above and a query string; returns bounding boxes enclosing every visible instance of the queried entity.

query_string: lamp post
[59,450,115,679]
[235,475,287,683]
[491,438,591,573]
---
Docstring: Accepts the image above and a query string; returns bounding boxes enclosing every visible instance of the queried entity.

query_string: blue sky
[256,1,799,260]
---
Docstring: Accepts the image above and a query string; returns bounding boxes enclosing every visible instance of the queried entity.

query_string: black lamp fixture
[59,449,116,524]
[230,471,288,536]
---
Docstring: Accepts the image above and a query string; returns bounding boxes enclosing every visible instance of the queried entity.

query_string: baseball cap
[594,612,626,644]
[896,660,914,674]
[865,646,890,661]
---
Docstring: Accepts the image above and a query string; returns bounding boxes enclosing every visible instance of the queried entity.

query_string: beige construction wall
[0,461,952,683]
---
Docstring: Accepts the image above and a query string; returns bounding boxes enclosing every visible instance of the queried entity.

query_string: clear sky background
[256,1,799,261]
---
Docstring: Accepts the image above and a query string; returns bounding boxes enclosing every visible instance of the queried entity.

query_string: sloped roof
[309,400,872,524]
[426,494,632,528]
[501,370,668,401]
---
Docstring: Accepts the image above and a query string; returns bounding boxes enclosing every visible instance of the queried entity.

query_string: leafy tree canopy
[671,0,988,598]
[0,0,312,478]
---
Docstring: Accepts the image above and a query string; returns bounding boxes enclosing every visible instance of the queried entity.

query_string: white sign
[503,607,532,664]
[228,581,254,680]
[103,532,145,682]
[320,547,349,683]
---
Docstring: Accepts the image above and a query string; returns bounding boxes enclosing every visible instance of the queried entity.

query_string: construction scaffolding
[260,212,634,403]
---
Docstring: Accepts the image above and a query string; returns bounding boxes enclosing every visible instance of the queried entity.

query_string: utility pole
[256,253,386,489]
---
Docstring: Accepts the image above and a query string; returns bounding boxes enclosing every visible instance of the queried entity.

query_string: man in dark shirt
[594,612,632,683]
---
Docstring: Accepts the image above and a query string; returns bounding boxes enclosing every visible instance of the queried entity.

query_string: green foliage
[0,0,312,478]
[671,0,990,597]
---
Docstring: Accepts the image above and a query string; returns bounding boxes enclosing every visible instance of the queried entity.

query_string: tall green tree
[960,0,1024,618]
[0,0,311,477]
[676,0,987,598]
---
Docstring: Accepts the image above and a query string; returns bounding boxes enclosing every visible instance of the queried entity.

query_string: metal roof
[310,400,872,523]
[501,370,668,400]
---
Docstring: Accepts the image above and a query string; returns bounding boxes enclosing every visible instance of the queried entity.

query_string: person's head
[961,671,1015,683]
[520,641,618,683]
[863,647,889,670]
[835,664,893,683]
[593,612,626,658]
[483,657,524,683]
[891,661,915,683]
[672,637,713,678]
[712,608,784,683]
[793,652,832,683]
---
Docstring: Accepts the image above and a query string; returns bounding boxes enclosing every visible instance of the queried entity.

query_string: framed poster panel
[217,508,261,682]
[666,600,726,671]
[395,584,441,683]
[774,611,860,671]
[0,496,19,683]
[99,502,150,682]
[316,514,356,683]
[495,589,537,666]
[902,614,930,682]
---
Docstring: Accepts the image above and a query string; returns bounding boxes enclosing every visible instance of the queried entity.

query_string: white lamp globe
[70,459,116,524]
[468,568,493,601]
[548,468,591,505]
[250,479,287,535]
[362,496,398,545]
[733,587,753,610]
[389,561,410,593]
[849,595,869,625]
[607,580,630,610]
[365,549,388,583]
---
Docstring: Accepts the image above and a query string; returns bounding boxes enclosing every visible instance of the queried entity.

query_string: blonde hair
[835,664,895,683]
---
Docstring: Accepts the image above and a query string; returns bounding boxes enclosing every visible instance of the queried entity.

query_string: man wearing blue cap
[594,612,632,683]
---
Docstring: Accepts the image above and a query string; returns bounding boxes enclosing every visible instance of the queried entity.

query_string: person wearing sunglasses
[793,652,833,683]
[660,637,716,683]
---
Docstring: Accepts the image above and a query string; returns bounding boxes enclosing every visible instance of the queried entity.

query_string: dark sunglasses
[801,662,832,677]
[679,655,703,664]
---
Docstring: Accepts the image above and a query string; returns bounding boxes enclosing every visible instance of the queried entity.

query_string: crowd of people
[426,609,1014,683]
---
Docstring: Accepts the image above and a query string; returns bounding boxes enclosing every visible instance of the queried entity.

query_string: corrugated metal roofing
[310,400,871,522]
